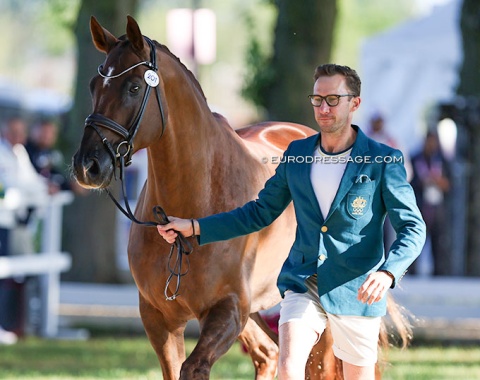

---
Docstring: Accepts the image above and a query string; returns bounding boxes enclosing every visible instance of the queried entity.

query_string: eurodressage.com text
[261,155,404,164]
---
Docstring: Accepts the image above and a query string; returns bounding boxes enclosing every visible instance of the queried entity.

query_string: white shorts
[278,276,381,366]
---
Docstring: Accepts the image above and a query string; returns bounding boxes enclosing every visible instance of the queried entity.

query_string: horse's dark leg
[139,295,186,380]
[237,313,279,380]
[179,295,245,380]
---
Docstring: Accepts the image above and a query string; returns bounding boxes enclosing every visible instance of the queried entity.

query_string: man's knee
[277,358,305,380]
[342,361,375,380]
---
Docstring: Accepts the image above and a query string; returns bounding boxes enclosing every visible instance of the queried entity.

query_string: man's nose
[318,101,331,113]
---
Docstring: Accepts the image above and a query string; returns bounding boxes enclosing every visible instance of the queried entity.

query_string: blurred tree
[242,0,416,126]
[63,0,139,282]
[243,0,337,128]
[457,0,480,276]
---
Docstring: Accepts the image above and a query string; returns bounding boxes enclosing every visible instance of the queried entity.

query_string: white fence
[0,191,73,337]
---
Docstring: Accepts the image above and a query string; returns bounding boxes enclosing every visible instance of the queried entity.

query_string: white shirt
[310,145,352,219]
[0,139,48,210]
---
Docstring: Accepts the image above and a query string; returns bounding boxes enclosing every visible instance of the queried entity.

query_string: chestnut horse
[72,16,410,380]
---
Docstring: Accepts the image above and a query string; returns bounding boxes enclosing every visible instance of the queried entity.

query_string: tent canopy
[358,0,462,154]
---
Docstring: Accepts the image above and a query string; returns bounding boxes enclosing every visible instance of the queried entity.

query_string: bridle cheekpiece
[84,37,191,301]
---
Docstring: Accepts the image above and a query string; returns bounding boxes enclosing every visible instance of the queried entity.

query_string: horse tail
[381,293,413,349]
[376,293,414,378]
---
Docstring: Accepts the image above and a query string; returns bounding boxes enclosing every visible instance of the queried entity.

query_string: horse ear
[90,16,118,54]
[126,15,147,53]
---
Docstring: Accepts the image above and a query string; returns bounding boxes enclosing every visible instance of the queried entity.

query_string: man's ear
[352,96,361,111]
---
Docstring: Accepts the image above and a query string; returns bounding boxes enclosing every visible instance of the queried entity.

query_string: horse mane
[153,40,207,102]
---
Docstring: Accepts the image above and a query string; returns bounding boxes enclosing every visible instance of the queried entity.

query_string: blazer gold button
[319,254,327,261]
[321,226,328,232]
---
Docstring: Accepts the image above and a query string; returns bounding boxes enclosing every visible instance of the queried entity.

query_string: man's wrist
[380,270,395,283]
[191,219,200,236]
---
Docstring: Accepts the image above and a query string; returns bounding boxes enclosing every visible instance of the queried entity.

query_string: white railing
[0,191,73,337]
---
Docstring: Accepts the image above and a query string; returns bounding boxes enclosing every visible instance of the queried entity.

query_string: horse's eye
[130,85,140,94]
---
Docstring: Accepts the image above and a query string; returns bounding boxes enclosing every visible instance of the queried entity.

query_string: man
[26,120,70,194]
[410,130,450,275]
[0,117,45,342]
[0,116,47,255]
[367,112,397,148]
[157,64,426,380]
[0,117,29,190]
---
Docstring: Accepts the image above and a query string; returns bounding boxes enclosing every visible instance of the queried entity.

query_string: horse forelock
[99,37,141,79]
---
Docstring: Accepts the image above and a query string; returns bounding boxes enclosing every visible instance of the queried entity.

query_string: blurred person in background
[366,112,412,180]
[0,116,48,343]
[410,130,451,276]
[366,112,413,256]
[366,112,397,148]
[0,116,47,255]
[26,119,74,195]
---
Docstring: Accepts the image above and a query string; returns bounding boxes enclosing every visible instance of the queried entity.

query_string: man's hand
[357,271,394,305]
[156,217,199,244]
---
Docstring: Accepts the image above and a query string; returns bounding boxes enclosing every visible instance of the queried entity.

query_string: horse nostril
[85,158,100,177]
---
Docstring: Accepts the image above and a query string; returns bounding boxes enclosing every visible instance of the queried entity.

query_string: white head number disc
[144,70,159,87]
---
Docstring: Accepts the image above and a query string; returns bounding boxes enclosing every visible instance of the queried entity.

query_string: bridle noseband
[84,37,192,301]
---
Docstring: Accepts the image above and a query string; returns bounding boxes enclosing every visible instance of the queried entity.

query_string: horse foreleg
[237,313,279,380]
[139,295,186,380]
[180,295,246,380]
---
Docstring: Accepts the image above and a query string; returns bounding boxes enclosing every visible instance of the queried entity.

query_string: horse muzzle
[72,147,115,189]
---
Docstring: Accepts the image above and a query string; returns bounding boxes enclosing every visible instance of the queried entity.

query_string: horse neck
[144,70,258,215]
[145,122,255,216]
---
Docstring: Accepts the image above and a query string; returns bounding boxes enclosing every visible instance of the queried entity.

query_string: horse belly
[247,204,296,312]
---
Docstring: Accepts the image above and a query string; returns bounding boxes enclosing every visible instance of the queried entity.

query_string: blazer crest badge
[347,195,369,218]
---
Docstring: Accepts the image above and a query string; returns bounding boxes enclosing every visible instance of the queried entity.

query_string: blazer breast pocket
[346,181,376,220]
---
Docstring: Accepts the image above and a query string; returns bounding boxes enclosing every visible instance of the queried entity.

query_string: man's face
[37,123,58,149]
[6,119,27,146]
[312,74,360,136]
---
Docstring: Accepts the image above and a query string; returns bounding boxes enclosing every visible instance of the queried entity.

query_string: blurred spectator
[0,117,47,254]
[26,120,69,195]
[0,117,29,191]
[366,112,413,252]
[367,112,413,180]
[410,130,451,276]
[0,116,48,341]
[367,112,398,148]
[25,119,86,196]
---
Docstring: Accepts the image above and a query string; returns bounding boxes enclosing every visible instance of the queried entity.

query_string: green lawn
[0,337,479,379]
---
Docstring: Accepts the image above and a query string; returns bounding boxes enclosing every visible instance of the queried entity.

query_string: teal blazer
[198,126,426,317]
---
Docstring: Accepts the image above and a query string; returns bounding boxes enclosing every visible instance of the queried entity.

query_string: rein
[85,37,192,301]
[111,154,192,301]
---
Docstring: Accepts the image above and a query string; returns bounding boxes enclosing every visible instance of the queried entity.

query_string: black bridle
[86,37,165,169]
[84,37,192,301]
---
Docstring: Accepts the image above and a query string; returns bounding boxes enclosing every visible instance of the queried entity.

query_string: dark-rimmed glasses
[308,94,356,107]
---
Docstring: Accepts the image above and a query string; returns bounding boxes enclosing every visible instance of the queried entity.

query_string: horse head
[72,16,166,189]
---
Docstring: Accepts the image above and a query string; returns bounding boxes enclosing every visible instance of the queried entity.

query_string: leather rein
[84,37,192,301]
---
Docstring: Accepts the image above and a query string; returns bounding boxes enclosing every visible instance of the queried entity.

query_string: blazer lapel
[298,134,324,223]
[325,126,370,221]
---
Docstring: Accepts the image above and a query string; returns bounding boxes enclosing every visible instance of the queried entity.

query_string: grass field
[1,337,480,379]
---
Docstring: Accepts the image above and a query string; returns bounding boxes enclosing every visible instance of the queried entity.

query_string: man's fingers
[358,274,388,304]
[156,225,178,244]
